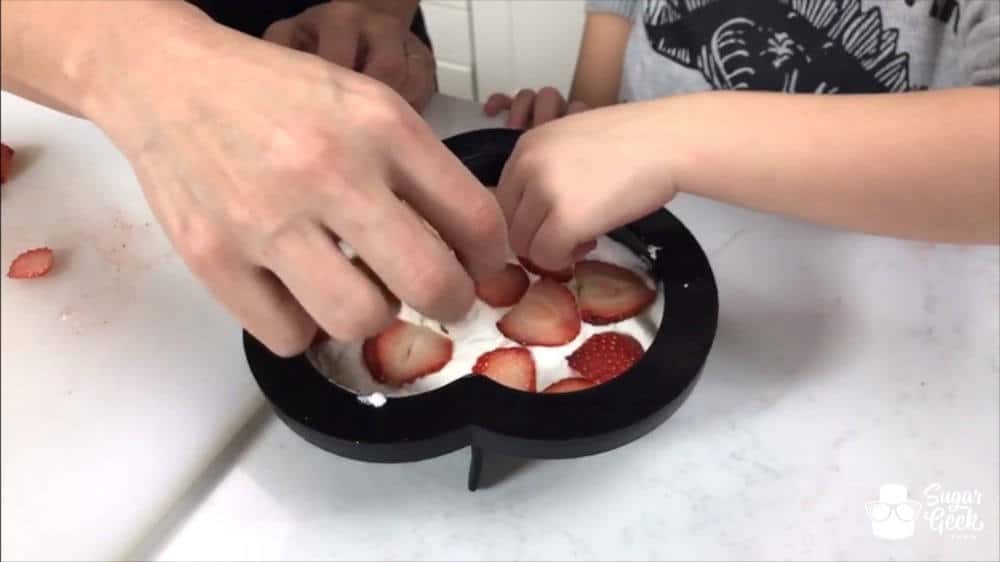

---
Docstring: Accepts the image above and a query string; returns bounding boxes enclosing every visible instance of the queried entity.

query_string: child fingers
[532,87,566,127]
[530,214,586,272]
[483,93,513,116]
[506,89,537,129]
[508,185,550,259]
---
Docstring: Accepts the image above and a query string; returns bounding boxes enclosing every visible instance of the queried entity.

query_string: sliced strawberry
[517,256,574,283]
[567,332,644,382]
[497,278,581,346]
[575,260,656,325]
[362,319,453,386]
[472,347,536,392]
[475,263,529,307]
[0,143,13,185]
[7,247,54,279]
[542,377,596,394]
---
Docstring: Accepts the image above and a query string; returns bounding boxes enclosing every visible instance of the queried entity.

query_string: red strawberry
[472,347,536,392]
[362,319,453,386]
[575,260,656,325]
[7,247,54,279]
[567,332,644,382]
[0,143,13,185]
[474,263,529,307]
[542,377,596,394]
[497,278,581,346]
[518,256,574,282]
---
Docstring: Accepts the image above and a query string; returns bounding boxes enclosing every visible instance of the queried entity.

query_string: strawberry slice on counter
[575,260,656,325]
[475,263,530,307]
[362,319,453,386]
[472,346,536,392]
[7,247,54,279]
[567,332,644,383]
[517,256,574,283]
[542,377,596,394]
[0,143,13,185]
[497,278,581,346]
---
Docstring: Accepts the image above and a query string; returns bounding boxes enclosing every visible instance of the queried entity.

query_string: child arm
[672,88,1000,245]
[497,87,999,270]
[569,12,632,108]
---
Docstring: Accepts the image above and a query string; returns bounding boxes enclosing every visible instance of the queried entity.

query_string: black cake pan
[244,128,718,490]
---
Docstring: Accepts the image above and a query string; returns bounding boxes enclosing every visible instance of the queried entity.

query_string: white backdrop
[423,0,587,101]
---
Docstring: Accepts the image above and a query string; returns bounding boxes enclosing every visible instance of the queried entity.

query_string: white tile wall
[422,0,587,102]
[473,0,585,100]
[422,1,472,66]
[422,0,476,100]
[436,61,475,100]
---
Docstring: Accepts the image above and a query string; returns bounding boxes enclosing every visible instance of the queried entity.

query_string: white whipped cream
[308,236,664,398]
[356,392,387,408]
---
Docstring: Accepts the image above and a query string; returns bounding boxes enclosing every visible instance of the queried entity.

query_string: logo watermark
[866,483,987,541]
[866,483,922,540]
[922,482,985,540]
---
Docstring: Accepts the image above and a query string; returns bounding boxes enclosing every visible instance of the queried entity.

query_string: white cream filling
[308,236,664,401]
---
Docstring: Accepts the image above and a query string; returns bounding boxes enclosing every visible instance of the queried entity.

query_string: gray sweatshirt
[587,0,999,101]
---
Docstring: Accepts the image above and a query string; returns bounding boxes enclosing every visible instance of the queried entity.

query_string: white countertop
[2,94,998,562]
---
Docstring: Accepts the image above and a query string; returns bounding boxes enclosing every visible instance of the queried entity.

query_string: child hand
[483,88,589,129]
[495,102,682,271]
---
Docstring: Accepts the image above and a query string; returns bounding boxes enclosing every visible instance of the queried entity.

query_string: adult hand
[483,87,589,129]
[264,1,436,110]
[95,21,505,356]
[495,101,680,271]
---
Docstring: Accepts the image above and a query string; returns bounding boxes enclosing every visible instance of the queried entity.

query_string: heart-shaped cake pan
[244,128,718,490]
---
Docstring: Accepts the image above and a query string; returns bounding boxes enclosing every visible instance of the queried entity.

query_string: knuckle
[259,219,310,262]
[358,84,406,127]
[222,198,263,231]
[178,218,228,275]
[229,197,282,238]
[382,103,423,142]
[466,196,506,245]
[322,169,378,220]
[265,119,341,176]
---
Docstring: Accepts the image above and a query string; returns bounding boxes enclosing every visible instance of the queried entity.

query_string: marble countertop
[4,94,997,561]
